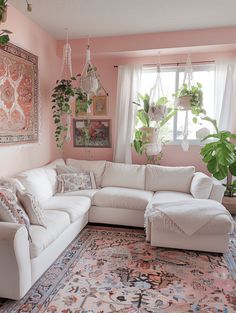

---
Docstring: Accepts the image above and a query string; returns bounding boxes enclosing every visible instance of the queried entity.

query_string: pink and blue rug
[0,225,236,313]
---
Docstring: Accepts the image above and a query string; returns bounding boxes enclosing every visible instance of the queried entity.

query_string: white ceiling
[10,0,236,40]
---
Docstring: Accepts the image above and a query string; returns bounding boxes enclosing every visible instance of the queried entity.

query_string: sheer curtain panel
[114,64,142,163]
[214,60,236,131]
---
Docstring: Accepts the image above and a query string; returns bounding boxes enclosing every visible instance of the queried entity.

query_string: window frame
[141,63,215,145]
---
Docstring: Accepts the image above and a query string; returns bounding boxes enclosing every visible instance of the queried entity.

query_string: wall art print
[74,119,111,147]
[0,43,38,144]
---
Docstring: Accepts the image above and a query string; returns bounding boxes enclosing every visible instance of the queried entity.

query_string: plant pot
[0,8,7,23]
[145,143,162,156]
[176,95,192,110]
[140,127,158,143]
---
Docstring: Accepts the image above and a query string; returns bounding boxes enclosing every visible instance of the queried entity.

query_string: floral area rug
[0,225,236,313]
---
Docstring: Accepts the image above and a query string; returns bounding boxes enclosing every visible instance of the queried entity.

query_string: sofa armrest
[209,179,226,203]
[0,222,31,300]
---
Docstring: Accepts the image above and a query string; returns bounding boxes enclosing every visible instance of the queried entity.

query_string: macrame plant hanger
[60,29,73,142]
[80,37,100,113]
[146,54,164,157]
[181,54,193,151]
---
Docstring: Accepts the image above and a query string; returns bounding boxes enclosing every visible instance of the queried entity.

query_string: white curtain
[114,64,142,163]
[214,60,236,131]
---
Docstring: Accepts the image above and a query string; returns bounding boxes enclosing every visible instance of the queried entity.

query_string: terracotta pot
[176,95,192,110]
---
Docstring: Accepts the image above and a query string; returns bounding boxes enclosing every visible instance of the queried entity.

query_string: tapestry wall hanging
[0,43,38,144]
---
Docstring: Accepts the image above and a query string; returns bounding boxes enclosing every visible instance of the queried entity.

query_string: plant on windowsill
[133,93,176,157]
[200,116,236,197]
[174,82,206,120]
[51,75,92,148]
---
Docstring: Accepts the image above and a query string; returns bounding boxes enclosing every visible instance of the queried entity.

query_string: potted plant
[200,116,236,196]
[174,82,205,116]
[133,93,176,156]
[0,0,8,23]
[51,75,91,148]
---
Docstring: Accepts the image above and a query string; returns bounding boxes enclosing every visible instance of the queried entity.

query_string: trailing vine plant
[51,75,91,148]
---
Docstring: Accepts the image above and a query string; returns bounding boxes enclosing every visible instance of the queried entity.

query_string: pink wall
[61,33,236,172]
[0,5,61,177]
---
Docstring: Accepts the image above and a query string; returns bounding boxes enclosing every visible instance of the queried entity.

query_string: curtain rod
[113,60,215,68]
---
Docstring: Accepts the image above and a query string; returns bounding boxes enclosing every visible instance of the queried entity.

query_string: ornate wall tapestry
[0,43,38,144]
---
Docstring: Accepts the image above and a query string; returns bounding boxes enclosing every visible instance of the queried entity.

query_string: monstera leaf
[200,120,236,180]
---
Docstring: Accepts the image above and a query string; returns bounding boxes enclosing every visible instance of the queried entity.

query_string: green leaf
[0,34,9,45]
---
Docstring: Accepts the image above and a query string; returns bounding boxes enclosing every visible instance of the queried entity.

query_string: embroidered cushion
[0,177,17,193]
[57,172,96,193]
[0,188,30,229]
[17,191,47,228]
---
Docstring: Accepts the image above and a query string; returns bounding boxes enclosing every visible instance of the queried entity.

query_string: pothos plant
[174,82,206,122]
[133,93,176,156]
[200,117,236,196]
[52,75,91,148]
[0,0,11,45]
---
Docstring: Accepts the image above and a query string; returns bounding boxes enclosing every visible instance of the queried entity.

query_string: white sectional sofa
[0,158,229,300]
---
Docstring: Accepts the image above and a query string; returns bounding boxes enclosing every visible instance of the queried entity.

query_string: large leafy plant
[133,93,176,155]
[200,117,236,196]
[0,0,11,45]
[52,75,91,148]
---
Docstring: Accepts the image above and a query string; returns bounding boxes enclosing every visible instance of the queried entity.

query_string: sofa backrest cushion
[101,162,146,190]
[43,159,66,195]
[66,159,106,187]
[190,172,213,199]
[146,164,195,193]
[15,159,65,204]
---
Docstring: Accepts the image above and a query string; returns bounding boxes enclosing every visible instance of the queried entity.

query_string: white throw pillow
[16,168,53,205]
[66,159,106,187]
[101,162,146,190]
[17,191,47,228]
[146,165,195,193]
[190,172,213,199]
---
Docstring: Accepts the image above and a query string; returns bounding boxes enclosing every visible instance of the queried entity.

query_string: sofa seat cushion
[29,210,70,258]
[42,196,91,223]
[56,189,98,199]
[93,187,153,211]
[151,191,193,205]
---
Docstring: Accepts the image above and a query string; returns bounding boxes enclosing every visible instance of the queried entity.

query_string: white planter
[176,95,192,110]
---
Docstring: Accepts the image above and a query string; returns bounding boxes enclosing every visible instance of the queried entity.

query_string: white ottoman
[145,200,234,253]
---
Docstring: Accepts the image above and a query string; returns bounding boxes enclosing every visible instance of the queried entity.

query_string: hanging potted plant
[0,0,8,23]
[174,82,205,115]
[133,93,176,156]
[52,75,91,148]
[200,116,236,197]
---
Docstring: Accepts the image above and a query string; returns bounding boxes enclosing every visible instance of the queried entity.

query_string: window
[139,63,215,143]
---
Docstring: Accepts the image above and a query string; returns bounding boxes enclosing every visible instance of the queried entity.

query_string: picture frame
[93,95,107,116]
[73,119,111,148]
[0,42,38,144]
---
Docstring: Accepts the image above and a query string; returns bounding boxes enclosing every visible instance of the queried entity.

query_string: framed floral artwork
[93,95,107,116]
[0,43,38,144]
[73,119,111,147]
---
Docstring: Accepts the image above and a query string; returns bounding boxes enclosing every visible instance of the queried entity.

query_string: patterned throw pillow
[0,188,30,230]
[17,191,47,228]
[57,172,96,193]
[0,177,17,193]
[56,165,81,175]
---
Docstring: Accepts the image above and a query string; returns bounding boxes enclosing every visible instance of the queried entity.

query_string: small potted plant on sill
[200,116,236,197]
[133,93,176,157]
[174,82,205,116]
